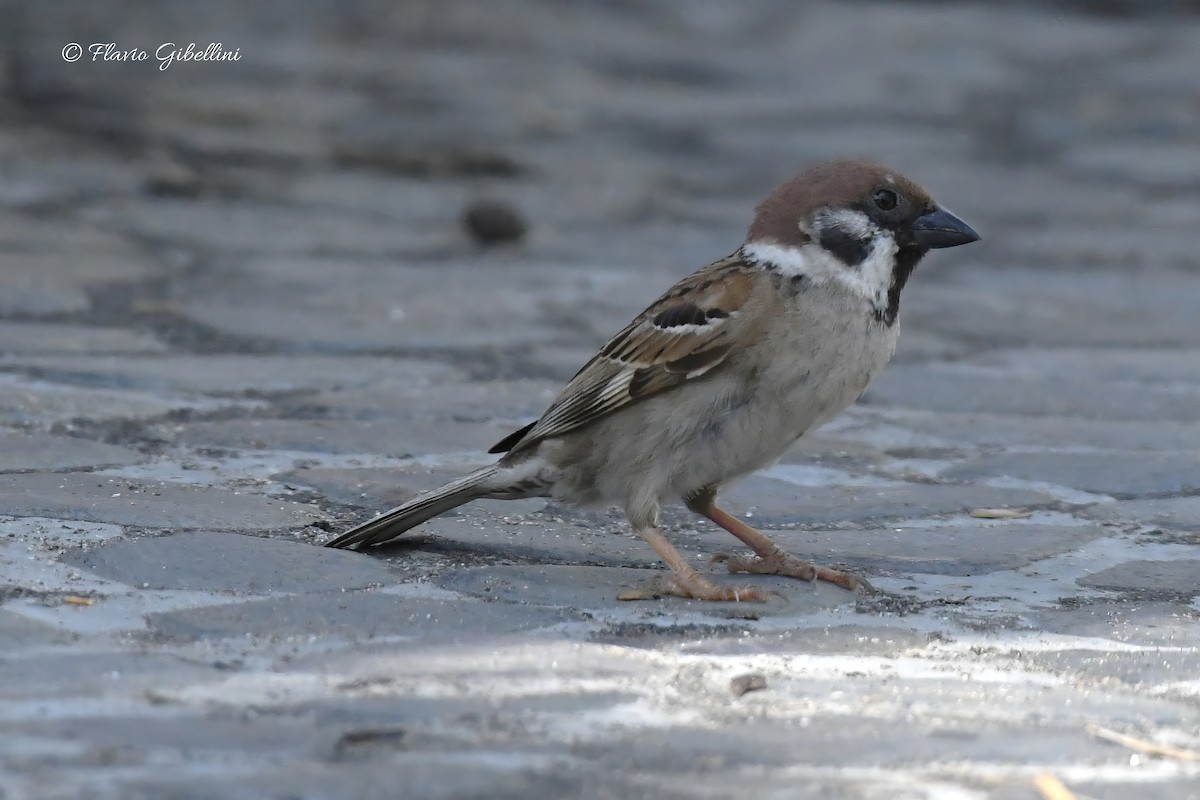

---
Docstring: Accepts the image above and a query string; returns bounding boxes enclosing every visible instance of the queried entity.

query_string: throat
[743,235,899,318]
[876,245,924,326]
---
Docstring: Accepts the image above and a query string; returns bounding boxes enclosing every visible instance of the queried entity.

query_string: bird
[325,159,980,602]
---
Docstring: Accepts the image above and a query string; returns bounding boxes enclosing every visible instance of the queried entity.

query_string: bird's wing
[489,252,761,454]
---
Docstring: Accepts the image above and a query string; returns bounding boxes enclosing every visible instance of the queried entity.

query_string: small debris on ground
[463,199,527,246]
[1033,773,1077,800]
[730,673,767,697]
[970,507,1032,520]
[1087,723,1200,762]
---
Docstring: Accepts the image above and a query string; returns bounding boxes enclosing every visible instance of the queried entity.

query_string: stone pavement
[2,1,1200,798]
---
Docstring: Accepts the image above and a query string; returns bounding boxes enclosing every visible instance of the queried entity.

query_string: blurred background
[2,0,1198,374]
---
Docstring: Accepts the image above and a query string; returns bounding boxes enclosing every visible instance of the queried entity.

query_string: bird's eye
[873,189,898,211]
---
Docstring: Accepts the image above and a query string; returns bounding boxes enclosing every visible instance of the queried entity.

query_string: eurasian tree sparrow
[326,159,980,602]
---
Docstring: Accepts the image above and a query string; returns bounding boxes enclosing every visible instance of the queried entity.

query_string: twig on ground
[1086,723,1200,762]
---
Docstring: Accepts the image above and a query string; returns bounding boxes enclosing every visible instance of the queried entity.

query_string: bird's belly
[549,316,898,518]
[678,320,898,489]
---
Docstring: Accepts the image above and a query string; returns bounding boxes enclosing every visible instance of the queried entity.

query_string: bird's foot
[617,570,768,603]
[712,549,874,594]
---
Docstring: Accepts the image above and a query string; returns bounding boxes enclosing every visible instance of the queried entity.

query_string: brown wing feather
[490,252,758,455]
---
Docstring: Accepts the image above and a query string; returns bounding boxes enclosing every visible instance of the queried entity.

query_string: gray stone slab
[4,355,459,395]
[163,417,515,458]
[147,590,578,642]
[0,322,165,355]
[436,563,857,614]
[941,452,1200,498]
[304,377,559,422]
[1078,560,1200,597]
[65,759,613,800]
[1084,496,1200,532]
[970,347,1200,386]
[0,375,237,427]
[120,197,434,255]
[1031,601,1200,647]
[62,532,398,593]
[0,610,76,647]
[739,523,1105,578]
[683,625,935,657]
[570,717,1121,773]
[910,268,1200,348]
[1018,648,1200,692]
[354,507,1102,580]
[0,517,126,548]
[9,714,323,759]
[0,252,155,316]
[865,364,1200,423]
[179,258,650,352]
[720,476,1060,526]
[0,432,144,473]
[846,408,1200,452]
[0,473,322,531]
[278,465,493,509]
[0,650,223,701]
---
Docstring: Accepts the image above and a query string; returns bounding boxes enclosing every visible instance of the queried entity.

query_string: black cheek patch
[818,226,870,267]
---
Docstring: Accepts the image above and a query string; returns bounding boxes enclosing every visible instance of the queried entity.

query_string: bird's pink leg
[688,494,873,593]
[622,524,768,602]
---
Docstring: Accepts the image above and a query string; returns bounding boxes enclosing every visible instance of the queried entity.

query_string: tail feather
[325,466,497,549]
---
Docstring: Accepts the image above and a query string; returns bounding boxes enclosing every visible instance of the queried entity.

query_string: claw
[718,549,872,594]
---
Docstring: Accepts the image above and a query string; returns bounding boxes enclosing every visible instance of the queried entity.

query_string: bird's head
[743,159,979,325]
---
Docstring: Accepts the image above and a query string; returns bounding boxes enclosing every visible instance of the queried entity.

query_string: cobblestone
[1,1,1199,798]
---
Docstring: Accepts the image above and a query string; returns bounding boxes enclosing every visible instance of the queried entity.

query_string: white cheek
[816,208,875,239]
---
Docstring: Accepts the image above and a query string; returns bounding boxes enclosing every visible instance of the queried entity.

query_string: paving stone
[0,252,156,316]
[278,465,483,508]
[1018,648,1200,692]
[278,465,469,508]
[436,563,857,614]
[865,364,1200,422]
[147,590,578,642]
[56,759,612,800]
[1085,496,1200,532]
[1030,600,1199,648]
[117,197,431,256]
[941,452,1200,498]
[570,718,1124,775]
[163,418,515,458]
[4,355,460,395]
[0,432,144,473]
[680,625,936,656]
[1078,560,1200,597]
[742,523,1106,578]
[62,532,398,593]
[0,374,242,428]
[359,509,1104,580]
[910,269,1200,348]
[720,476,1060,526]
[0,651,224,701]
[0,517,126,548]
[179,258,651,352]
[0,322,165,355]
[303,378,559,422]
[0,610,76,647]
[844,408,1200,452]
[8,713,325,760]
[0,473,322,531]
[970,347,1200,386]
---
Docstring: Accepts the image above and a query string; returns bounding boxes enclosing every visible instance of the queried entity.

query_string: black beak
[911,206,980,249]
